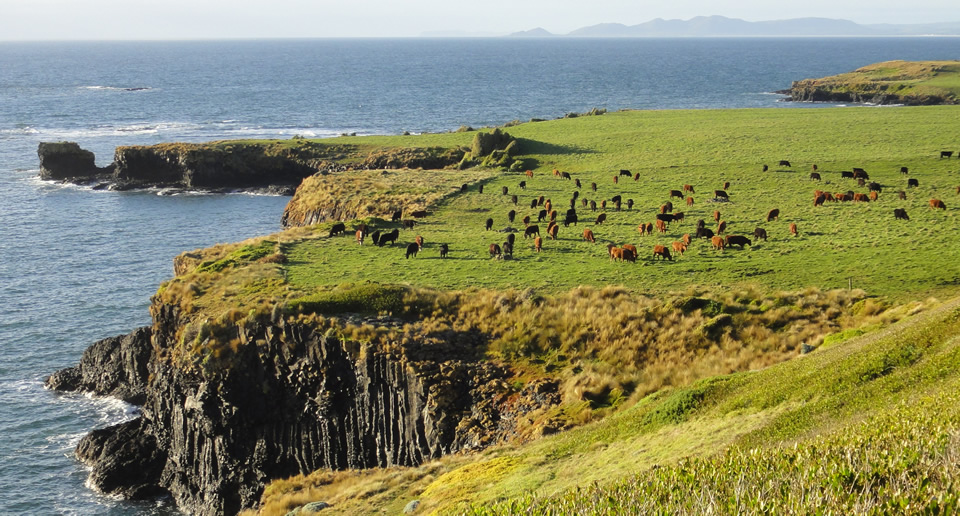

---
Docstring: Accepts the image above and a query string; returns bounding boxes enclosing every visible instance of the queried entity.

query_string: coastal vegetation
[788,60,960,105]
[96,102,960,514]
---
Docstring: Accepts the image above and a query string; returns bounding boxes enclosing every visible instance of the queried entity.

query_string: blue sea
[1,38,959,515]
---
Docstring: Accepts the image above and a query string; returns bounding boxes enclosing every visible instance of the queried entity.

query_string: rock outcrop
[38,141,113,181]
[783,60,960,106]
[47,300,558,515]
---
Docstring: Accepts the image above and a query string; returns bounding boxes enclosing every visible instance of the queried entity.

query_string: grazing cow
[893,208,910,220]
[489,243,502,259]
[716,220,727,235]
[583,228,596,243]
[627,199,634,210]
[564,209,578,227]
[582,199,589,208]
[623,243,638,256]
[672,212,685,222]
[356,223,368,237]
[907,178,919,188]
[714,190,729,201]
[589,200,597,212]
[401,219,416,230]
[930,199,946,210]
[530,198,539,209]
[723,181,730,191]
[653,245,672,261]
[869,191,878,201]
[614,200,623,212]
[575,178,582,188]
[502,186,509,196]
[900,166,909,175]
[824,193,836,202]
[670,189,684,199]
[405,243,419,259]
[857,178,866,187]
[601,200,607,210]
[561,172,571,180]
[550,210,558,221]
[613,175,619,184]
[378,229,400,247]
[711,236,725,251]
[696,227,715,239]
[538,209,547,222]
[778,160,791,167]
[812,164,818,171]
[789,223,798,237]
[634,172,641,181]
[638,224,648,236]
[853,169,869,180]
[504,234,515,248]
[547,220,557,234]
[329,222,346,237]
[619,169,632,177]
[608,246,623,262]
[621,247,637,263]
[370,230,381,246]
[725,235,752,249]
[410,210,428,218]
[439,243,449,258]
[525,170,534,178]
[538,195,545,206]
[553,169,560,177]
[522,215,531,226]
[686,196,694,206]
[591,182,597,192]
[868,182,882,192]
[595,213,607,225]
[753,227,767,241]
[762,164,769,172]
[573,191,580,201]
[512,195,518,206]
[656,219,667,233]
[811,172,821,181]
[684,184,695,193]
[767,209,780,222]
[898,190,907,200]
[957,185,960,195]
[645,222,654,234]
[853,193,870,203]
[508,210,516,223]
[485,218,494,231]
[545,200,552,213]
[392,210,402,221]
[524,225,540,238]
[713,210,722,222]
[682,233,692,245]
[535,236,542,252]
[478,184,484,194]
[502,241,513,258]
[841,171,854,179]
[656,213,674,224]
[660,204,669,214]
[671,241,687,256]
[814,195,826,207]
[460,183,468,193]
[941,151,954,159]
[355,229,364,245]
[611,194,622,204]
[697,219,706,230]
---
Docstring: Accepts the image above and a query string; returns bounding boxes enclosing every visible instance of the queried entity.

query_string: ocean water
[1,37,959,515]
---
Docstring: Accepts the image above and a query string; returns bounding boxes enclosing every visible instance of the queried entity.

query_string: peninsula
[784,60,960,105]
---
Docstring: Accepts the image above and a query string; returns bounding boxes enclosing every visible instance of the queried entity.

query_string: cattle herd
[322,157,957,267]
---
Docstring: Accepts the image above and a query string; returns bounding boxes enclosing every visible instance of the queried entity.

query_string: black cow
[810,172,821,181]
[507,233,516,247]
[907,178,919,188]
[900,166,909,175]
[489,243,502,259]
[762,164,769,172]
[591,182,597,192]
[726,235,752,249]
[502,241,513,258]
[392,210,402,221]
[405,243,419,258]
[439,243,449,258]
[619,169,632,177]
[753,227,768,241]
[626,199,634,210]
[530,198,539,209]
[714,190,729,200]
[561,172,572,180]
[656,213,674,224]
[511,194,518,205]
[611,194,622,204]
[589,200,597,211]
[328,222,346,237]
[485,218,494,231]
[893,208,910,220]
[595,213,607,225]
[841,171,854,179]
[868,182,882,192]
[696,227,715,239]
[378,229,399,247]
[519,181,526,190]
[402,220,416,229]
[538,209,547,222]
[572,190,580,200]
[370,230,381,246]
[478,184,484,194]
[575,179,582,188]
[460,183,468,192]
[778,160,791,167]
[564,209,578,227]
[502,186,509,195]
[524,225,540,238]
[941,151,954,159]
[508,210,516,223]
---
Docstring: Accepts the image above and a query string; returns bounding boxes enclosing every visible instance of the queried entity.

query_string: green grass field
[280,107,960,301]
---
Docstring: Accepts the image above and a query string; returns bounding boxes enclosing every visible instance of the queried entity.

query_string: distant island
[497,15,960,37]
[784,60,960,105]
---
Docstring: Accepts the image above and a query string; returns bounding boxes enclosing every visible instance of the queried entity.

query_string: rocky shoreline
[45,298,558,515]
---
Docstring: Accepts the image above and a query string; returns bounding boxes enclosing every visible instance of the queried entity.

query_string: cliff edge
[785,60,960,105]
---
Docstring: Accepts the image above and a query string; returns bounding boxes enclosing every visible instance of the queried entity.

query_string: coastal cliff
[46,297,557,515]
[785,60,960,105]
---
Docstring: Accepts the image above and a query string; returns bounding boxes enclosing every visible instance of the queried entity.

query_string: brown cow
[789,223,798,237]
[898,190,907,200]
[613,175,618,184]
[623,244,638,258]
[553,169,560,177]
[671,241,687,256]
[415,235,424,250]
[683,184,695,193]
[489,243,502,259]
[686,196,694,206]
[608,244,623,261]
[634,172,641,181]
[711,236,725,251]
[713,210,721,222]
[767,209,780,222]
[538,195,545,206]
[534,236,542,252]
[596,213,607,225]
[591,182,597,192]
[930,199,946,210]
[670,189,684,199]
[656,219,667,233]
[722,181,730,190]
[583,228,596,243]
[716,220,727,235]
[356,229,364,245]
[824,193,836,202]
[550,210,558,221]
[682,233,692,245]
[601,200,607,210]
[638,224,648,236]
[869,191,878,201]
[956,185,960,194]
[853,193,870,203]
[548,224,559,240]
[653,244,672,261]
[672,212,685,222]
[621,247,637,263]
[545,200,552,213]
[526,170,534,178]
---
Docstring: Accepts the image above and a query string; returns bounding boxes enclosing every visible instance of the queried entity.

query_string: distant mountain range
[505,16,960,37]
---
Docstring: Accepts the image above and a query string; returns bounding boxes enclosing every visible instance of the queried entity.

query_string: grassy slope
[252,293,960,515]
[793,60,960,101]
[284,107,960,301]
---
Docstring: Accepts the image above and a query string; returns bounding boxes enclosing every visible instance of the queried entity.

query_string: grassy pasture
[284,107,960,300]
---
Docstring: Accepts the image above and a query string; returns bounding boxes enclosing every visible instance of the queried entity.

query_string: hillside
[787,60,960,105]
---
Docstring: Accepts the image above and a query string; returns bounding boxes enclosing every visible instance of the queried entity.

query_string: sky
[0,0,957,40]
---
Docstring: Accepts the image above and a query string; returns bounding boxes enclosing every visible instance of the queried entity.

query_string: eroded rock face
[45,327,153,405]
[50,302,559,516]
[37,141,111,181]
